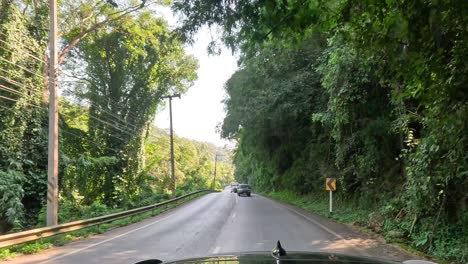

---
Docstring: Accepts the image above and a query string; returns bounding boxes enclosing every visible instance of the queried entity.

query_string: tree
[177,0,467,261]
[65,11,198,205]
[0,0,49,230]
[144,127,234,193]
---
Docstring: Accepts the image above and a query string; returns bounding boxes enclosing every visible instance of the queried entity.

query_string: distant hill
[151,126,233,163]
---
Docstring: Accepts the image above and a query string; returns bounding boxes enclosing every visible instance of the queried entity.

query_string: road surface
[4,191,416,264]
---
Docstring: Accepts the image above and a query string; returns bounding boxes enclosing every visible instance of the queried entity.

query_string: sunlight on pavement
[322,238,378,251]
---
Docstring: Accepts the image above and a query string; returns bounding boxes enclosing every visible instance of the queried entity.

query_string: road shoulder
[259,194,427,262]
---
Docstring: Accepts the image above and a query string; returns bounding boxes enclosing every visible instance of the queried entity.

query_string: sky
[154,9,238,147]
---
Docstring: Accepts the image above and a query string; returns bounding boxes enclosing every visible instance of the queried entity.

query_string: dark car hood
[138,252,400,264]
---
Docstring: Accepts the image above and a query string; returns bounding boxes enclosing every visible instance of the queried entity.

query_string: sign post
[326,178,336,213]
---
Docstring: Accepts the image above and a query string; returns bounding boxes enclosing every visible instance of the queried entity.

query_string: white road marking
[39,207,183,263]
[212,246,221,254]
[232,213,236,218]
[286,207,344,239]
[235,194,238,204]
[256,194,343,239]
[264,195,365,254]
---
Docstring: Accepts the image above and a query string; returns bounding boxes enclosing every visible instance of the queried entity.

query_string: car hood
[137,252,402,264]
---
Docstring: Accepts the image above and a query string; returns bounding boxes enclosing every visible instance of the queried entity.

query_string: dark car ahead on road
[237,184,251,197]
[230,183,239,193]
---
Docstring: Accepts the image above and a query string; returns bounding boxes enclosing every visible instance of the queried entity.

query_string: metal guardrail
[0,190,210,249]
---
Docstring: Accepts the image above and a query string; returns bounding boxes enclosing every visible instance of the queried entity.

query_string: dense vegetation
[0,0,466,262]
[173,0,467,262]
[0,0,233,234]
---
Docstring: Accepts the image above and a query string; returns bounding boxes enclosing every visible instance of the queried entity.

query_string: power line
[60,88,163,142]
[56,79,153,137]
[0,45,152,132]
[88,114,138,138]
[82,100,139,131]
[62,83,143,122]
[0,77,140,140]
[60,103,140,138]
[0,87,160,145]
[0,59,160,143]
[0,91,129,143]
[0,84,31,97]
[0,70,27,87]
[0,92,133,146]
[0,85,44,110]
[0,102,125,154]
[59,72,144,121]
[0,103,19,112]
[0,31,45,59]
[0,94,45,109]
[2,27,142,138]
[60,129,123,154]
[67,102,163,144]
[58,110,130,143]
[0,39,46,64]
[57,93,141,133]
[0,69,43,97]
[0,58,144,137]
[0,57,45,79]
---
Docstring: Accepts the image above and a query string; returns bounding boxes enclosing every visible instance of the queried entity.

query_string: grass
[0,192,207,261]
[266,191,372,223]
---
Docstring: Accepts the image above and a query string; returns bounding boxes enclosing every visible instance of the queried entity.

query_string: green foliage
[268,191,466,262]
[18,242,52,254]
[0,0,48,232]
[62,11,199,206]
[0,0,212,235]
[0,249,15,260]
[0,170,25,232]
[144,127,234,194]
[176,0,468,262]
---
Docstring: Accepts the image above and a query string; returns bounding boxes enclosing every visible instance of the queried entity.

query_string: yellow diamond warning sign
[326,178,336,191]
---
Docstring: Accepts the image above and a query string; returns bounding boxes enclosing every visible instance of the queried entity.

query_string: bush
[18,242,52,254]
[267,191,467,263]
[0,249,15,260]
[82,201,110,218]
[0,170,25,233]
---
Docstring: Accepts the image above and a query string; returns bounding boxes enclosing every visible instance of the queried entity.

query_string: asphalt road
[4,190,416,264]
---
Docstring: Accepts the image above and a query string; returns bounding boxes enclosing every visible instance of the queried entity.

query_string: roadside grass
[0,192,207,261]
[264,191,465,264]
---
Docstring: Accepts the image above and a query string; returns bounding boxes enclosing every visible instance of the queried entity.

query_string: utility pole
[47,0,59,226]
[162,94,180,197]
[212,153,223,190]
[212,153,218,190]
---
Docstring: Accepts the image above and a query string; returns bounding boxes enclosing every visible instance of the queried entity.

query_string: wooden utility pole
[47,0,59,226]
[212,153,218,190]
[212,153,223,190]
[162,94,180,197]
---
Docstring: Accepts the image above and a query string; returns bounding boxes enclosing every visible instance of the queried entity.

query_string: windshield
[0,1,460,264]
